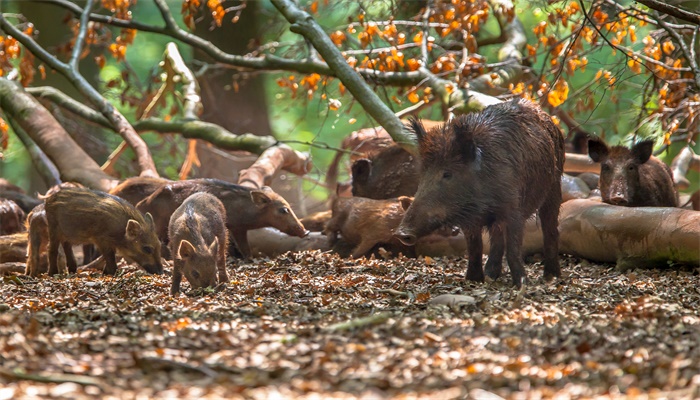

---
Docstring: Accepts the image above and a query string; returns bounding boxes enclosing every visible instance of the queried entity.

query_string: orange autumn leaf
[547,79,569,107]
[330,30,346,46]
[0,117,8,150]
[309,0,318,14]
[662,41,675,55]
[407,91,420,103]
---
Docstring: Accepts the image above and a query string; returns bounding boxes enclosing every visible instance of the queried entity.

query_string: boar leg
[63,243,77,274]
[26,232,40,277]
[484,223,505,281]
[102,248,119,276]
[217,242,228,285]
[230,229,251,258]
[47,236,60,276]
[350,240,378,259]
[464,227,485,282]
[171,260,183,295]
[538,189,562,281]
[504,216,527,287]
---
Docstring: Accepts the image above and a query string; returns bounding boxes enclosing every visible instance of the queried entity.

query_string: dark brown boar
[109,177,171,206]
[0,199,25,235]
[44,187,162,276]
[394,99,565,286]
[587,138,678,207]
[138,179,307,258]
[169,192,228,295]
[324,196,415,258]
[351,144,419,199]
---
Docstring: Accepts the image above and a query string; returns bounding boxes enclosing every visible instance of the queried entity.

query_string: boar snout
[143,263,164,275]
[393,228,417,246]
[608,194,629,206]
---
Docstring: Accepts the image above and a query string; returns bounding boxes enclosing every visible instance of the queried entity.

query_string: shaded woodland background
[0,0,698,210]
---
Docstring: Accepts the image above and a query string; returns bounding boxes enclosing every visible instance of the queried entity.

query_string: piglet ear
[631,139,654,164]
[351,159,372,183]
[144,212,155,228]
[587,138,609,162]
[177,240,196,260]
[398,196,414,211]
[208,237,219,255]
[125,219,143,240]
[250,190,271,208]
[406,117,427,143]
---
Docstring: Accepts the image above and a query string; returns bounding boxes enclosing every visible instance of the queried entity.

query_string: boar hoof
[484,263,502,281]
[465,268,485,283]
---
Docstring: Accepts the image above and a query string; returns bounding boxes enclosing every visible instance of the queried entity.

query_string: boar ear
[398,196,413,211]
[177,240,196,260]
[631,140,654,164]
[250,190,272,208]
[144,212,155,227]
[209,237,219,255]
[125,219,143,240]
[587,138,609,162]
[406,117,427,143]
[453,129,480,165]
[351,159,372,182]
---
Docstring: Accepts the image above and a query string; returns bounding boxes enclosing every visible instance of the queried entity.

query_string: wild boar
[138,179,307,258]
[109,177,171,206]
[169,192,228,295]
[351,144,419,199]
[25,182,83,276]
[43,187,162,276]
[324,196,415,258]
[587,138,678,207]
[394,99,565,286]
[0,199,25,235]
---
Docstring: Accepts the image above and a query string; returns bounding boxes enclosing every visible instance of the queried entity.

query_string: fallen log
[557,199,700,268]
[237,144,312,189]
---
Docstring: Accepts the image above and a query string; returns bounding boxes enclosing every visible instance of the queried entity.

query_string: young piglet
[169,192,228,295]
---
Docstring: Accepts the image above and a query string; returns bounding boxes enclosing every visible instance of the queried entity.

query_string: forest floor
[1,252,700,399]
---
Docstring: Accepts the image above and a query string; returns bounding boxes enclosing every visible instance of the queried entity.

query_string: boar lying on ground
[42,187,162,276]
[324,196,416,258]
[587,138,678,207]
[169,192,228,295]
[138,179,307,258]
[395,99,565,286]
[0,199,25,235]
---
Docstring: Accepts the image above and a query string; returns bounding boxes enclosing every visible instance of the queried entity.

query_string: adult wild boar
[44,187,163,276]
[169,192,228,295]
[394,99,565,286]
[587,138,678,207]
[138,179,307,258]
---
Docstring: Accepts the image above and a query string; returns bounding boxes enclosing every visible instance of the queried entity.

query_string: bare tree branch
[0,12,159,178]
[270,0,414,153]
[0,79,117,191]
[635,0,700,25]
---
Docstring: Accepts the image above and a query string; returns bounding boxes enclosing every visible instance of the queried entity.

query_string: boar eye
[142,246,153,255]
[601,163,611,172]
[192,270,200,279]
[442,171,452,179]
[279,207,290,214]
[628,165,636,171]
